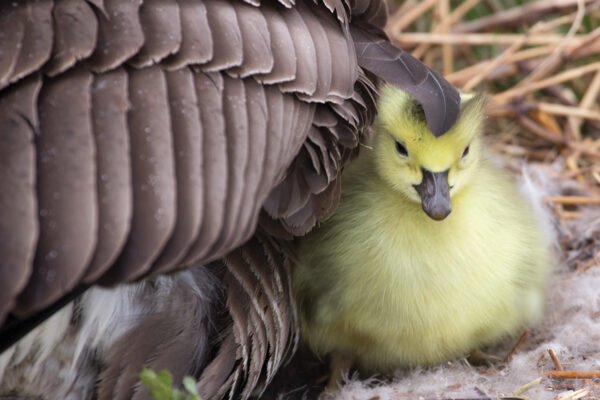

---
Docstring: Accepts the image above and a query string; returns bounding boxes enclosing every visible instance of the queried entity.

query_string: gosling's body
[294,88,553,372]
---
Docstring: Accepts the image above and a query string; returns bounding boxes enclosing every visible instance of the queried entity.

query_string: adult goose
[0,0,459,398]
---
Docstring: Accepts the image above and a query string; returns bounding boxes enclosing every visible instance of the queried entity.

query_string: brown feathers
[0,0,459,398]
[15,68,97,317]
[0,76,40,322]
[0,0,369,316]
[351,27,460,136]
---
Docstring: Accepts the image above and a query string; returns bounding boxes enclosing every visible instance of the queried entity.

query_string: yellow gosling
[293,86,554,374]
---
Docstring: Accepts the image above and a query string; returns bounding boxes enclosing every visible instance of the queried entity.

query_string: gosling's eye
[395,141,408,157]
[462,145,470,158]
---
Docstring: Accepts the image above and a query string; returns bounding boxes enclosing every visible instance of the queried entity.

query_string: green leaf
[157,370,174,388]
[140,368,176,400]
[172,391,187,400]
[140,368,203,400]
[182,376,201,400]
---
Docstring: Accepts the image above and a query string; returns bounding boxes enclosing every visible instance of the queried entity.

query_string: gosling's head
[373,85,486,221]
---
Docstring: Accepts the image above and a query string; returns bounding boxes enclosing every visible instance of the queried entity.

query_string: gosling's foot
[467,349,502,367]
[326,353,353,391]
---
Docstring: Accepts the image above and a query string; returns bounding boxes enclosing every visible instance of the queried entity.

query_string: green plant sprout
[140,368,202,400]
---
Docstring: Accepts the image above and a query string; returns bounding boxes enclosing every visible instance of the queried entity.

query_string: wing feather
[164,0,213,68]
[277,6,318,96]
[84,69,133,283]
[183,71,227,265]
[313,4,357,102]
[129,0,182,68]
[45,0,97,77]
[229,2,274,78]
[0,4,25,88]
[351,27,460,136]
[88,0,144,73]
[0,1,53,90]
[236,79,269,244]
[203,0,244,72]
[208,76,249,260]
[0,76,41,322]
[255,5,296,84]
[100,66,176,284]
[15,68,96,317]
[295,2,332,103]
[149,68,204,275]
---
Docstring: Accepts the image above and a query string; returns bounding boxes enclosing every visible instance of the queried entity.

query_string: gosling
[293,86,554,374]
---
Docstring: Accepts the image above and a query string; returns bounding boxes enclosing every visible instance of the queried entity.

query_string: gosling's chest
[336,203,523,329]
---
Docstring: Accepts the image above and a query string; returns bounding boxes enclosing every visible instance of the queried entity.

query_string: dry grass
[385,0,600,200]
[384,2,600,398]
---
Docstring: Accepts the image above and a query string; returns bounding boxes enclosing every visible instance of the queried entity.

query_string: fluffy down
[294,87,555,372]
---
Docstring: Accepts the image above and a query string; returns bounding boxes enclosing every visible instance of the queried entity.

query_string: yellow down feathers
[293,86,554,372]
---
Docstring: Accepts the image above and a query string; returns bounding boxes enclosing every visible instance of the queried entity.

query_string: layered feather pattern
[0,0,459,398]
[0,0,371,321]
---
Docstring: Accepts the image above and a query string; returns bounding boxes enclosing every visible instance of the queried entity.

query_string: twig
[452,0,596,33]
[387,0,438,34]
[396,33,587,46]
[531,14,580,34]
[593,169,600,184]
[571,27,600,57]
[555,388,592,400]
[445,30,600,86]
[535,102,600,122]
[518,0,587,86]
[558,210,583,220]
[517,115,565,144]
[438,0,453,75]
[412,0,481,59]
[504,331,529,362]
[446,46,555,85]
[493,62,600,104]
[569,69,600,139]
[546,370,600,379]
[545,196,600,205]
[529,0,600,34]
[512,377,543,396]
[548,348,564,370]
[462,36,527,91]
[529,109,562,136]
[568,142,600,159]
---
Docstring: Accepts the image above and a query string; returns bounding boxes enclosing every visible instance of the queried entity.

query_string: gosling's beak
[414,169,451,221]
